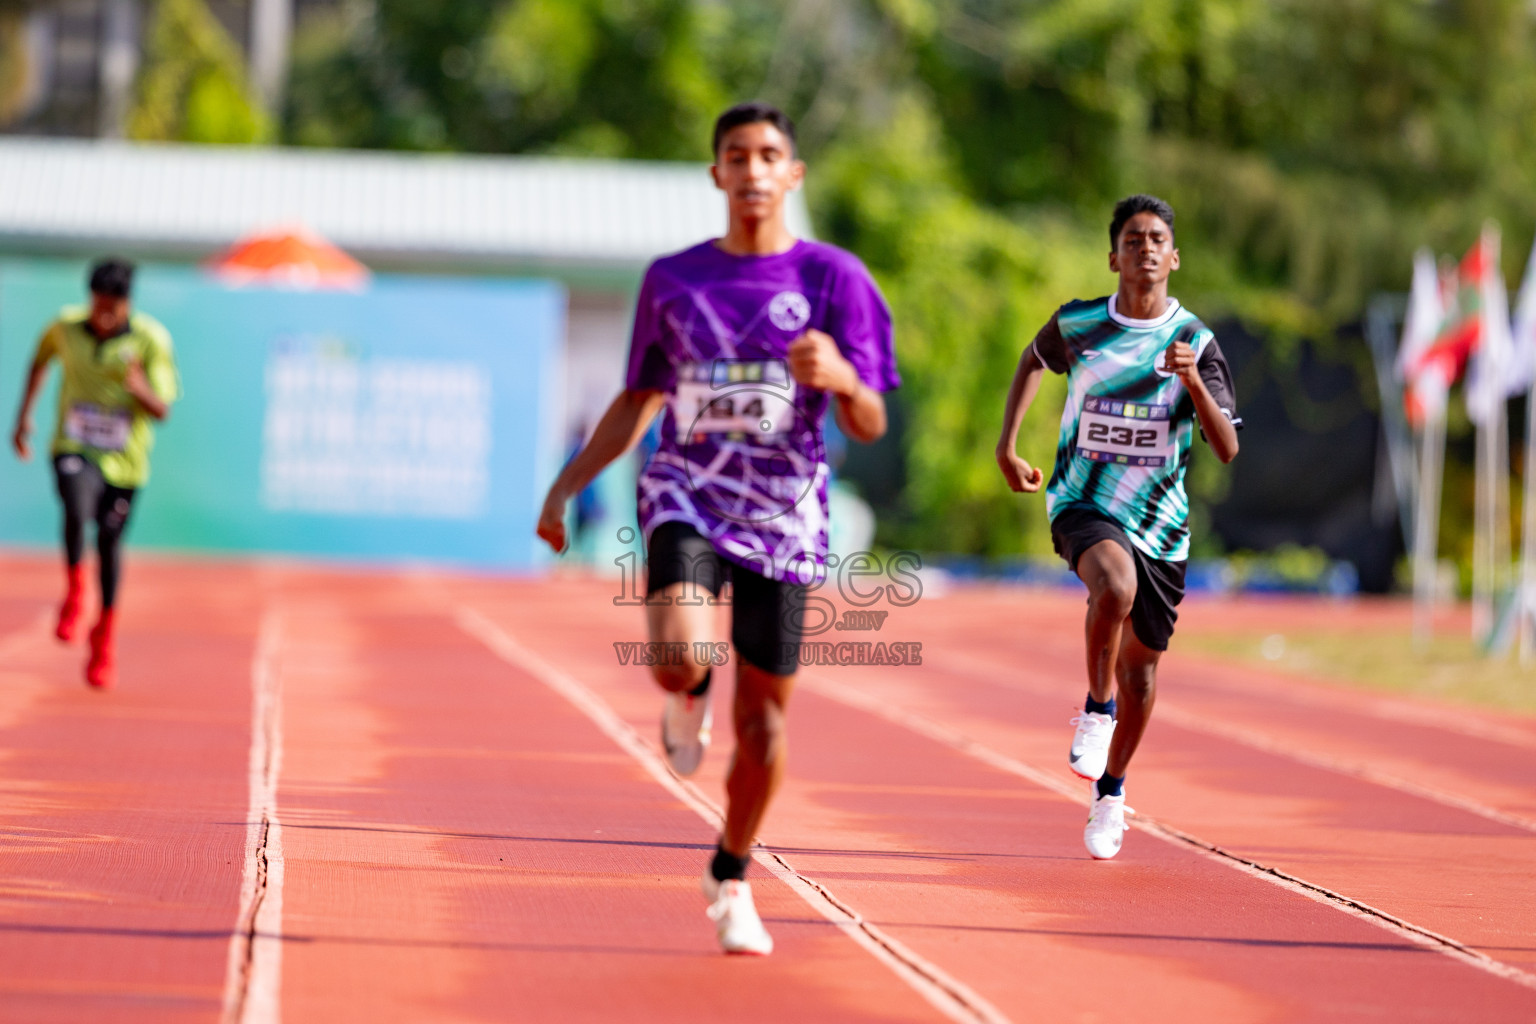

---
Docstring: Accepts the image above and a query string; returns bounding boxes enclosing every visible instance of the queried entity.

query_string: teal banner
[0,260,564,569]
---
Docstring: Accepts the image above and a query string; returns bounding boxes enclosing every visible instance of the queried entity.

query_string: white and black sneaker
[1084,788,1132,860]
[1068,711,1115,780]
[704,874,773,955]
[662,689,712,776]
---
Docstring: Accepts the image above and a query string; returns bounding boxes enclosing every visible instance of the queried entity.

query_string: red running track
[0,550,1532,1023]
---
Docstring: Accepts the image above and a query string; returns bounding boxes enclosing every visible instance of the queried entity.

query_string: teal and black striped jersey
[1033,295,1240,563]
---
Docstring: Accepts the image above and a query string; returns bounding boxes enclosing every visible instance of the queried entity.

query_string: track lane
[4,553,1534,1023]
[265,572,952,1024]
[923,587,1536,820]
[459,577,1536,1022]
[892,615,1536,973]
[0,556,261,1023]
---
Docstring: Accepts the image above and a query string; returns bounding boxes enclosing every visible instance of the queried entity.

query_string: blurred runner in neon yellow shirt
[10,258,179,689]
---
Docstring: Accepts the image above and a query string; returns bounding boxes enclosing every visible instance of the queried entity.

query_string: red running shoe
[86,609,117,689]
[56,564,85,642]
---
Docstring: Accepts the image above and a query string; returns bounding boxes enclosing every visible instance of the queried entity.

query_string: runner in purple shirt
[538,103,898,955]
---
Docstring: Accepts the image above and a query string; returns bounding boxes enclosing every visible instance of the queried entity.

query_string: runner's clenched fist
[787,329,858,395]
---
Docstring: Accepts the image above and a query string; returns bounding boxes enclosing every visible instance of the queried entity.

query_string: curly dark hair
[1109,195,1175,247]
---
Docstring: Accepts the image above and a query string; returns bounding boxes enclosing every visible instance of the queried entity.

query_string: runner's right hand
[10,420,31,461]
[996,446,1043,493]
[536,491,569,554]
[1162,340,1198,386]
[123,357,150,397]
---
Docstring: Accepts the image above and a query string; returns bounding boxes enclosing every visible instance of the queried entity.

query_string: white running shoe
[1084,789,1132,860]
[661,689,712,776]
[705,878,773,955]
[1068,710,1116,779]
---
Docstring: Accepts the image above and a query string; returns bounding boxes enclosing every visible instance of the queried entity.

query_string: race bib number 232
[1075,397,1172,467]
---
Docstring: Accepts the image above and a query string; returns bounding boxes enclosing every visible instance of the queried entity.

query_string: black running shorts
[645,521,807,676]
[1050,505,1186,652]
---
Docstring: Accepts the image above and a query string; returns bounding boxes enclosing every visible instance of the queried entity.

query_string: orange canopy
[207,227,370,290]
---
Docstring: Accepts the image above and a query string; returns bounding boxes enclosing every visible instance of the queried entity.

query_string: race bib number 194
[673,360,797,442]
[1075,397,1171,467]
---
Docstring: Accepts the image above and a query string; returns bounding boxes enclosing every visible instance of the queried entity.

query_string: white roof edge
[0,136,815,272]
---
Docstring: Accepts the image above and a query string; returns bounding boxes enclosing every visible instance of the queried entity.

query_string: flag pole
[1470,222,1508,648]
[1413,406,1446,650]
[1514,227,1536,662]
[1473,396,1494,644]
[1495,396,1512,628]
[1523,384,1536,663]
[1366,296,1417,552]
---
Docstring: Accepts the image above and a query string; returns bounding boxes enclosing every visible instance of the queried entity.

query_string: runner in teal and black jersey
[996,194,1241,860]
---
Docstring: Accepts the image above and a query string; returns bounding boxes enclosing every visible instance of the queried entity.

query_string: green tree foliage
[0,0,42,126]
[129,0,268,144]
[287,0,738,155]
[922,0,1536,324]
[284,0,1536,559]
[816,95,1106,554]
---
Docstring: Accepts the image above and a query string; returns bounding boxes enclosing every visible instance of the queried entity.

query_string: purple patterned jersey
[626,239,899,585]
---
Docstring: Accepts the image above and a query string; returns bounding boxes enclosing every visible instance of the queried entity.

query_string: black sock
[1096,772,1124,799]
[688,669,711,698]
[710,844,749,882]
[1085,692,1116,717]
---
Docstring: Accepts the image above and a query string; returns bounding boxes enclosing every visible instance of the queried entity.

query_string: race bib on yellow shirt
[673,360,798,442]
[64,403,132,452]
[1075,397,1172,467]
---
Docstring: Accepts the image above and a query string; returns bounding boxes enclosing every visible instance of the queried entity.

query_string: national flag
[1399,249,1450,425]
[1402,238,1485,426]
[1509,234,1536,398]
[1465,224,1513,426]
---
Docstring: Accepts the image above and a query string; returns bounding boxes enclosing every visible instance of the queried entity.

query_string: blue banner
[0,260,564,569]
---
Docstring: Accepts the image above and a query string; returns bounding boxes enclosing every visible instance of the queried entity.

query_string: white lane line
[797,672,1536,994]
[221,608,286,1024]
[957,601,1536,751]
[456,607,1010,1024]
[1172,647,1536,752]
[933,643,1536,834]
[1151,703,1536,834]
